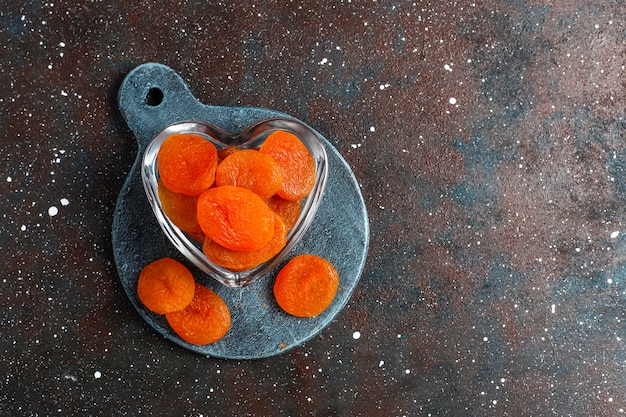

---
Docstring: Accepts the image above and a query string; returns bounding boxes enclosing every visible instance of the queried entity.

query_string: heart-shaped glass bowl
[140,117,328,288]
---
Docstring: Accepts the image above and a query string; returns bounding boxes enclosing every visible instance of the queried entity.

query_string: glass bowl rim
[140,117,329,288]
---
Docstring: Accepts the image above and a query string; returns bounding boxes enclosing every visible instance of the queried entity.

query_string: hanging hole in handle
[145,87,164,106]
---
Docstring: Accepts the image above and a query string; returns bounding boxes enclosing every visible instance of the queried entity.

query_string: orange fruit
[215,149,284,199]
[165,284,231,345]
[259,130,316,201]
[137,258,196,315]
[266,194,301,232]
[273,254,339,317]
[196,185,275,251]
[157,133,218,196]
[157,179,204,239]
[202,213,287,271]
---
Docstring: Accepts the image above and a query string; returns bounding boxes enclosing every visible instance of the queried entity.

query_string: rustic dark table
[2,1,625,416]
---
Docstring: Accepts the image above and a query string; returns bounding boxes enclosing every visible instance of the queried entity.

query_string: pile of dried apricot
[157,130,316,271]
[137,130,339,346]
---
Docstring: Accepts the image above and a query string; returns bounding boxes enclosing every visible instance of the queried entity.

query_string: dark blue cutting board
[113,63,369,359]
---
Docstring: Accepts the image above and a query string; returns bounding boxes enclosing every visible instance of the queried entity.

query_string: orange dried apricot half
[137,258,196,315]
[165,283,231,345]
[196,185,275,251]
[259,130,316,201]
[266,194,302,232]
[158,179,204,240]
[273,254,339,317]
[157,133,218,196]
[215,149,284,200]
[202,213,287,271]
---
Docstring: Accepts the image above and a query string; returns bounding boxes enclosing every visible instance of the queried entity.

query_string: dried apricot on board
[273,254,339,317]
[197,185,275,251]
[215,149,284,200]
[157,133,218,196]
[259,130,316,201]
[158,179,204,241]
[166,283,231,345]
[266,194,301,232]
[137,258,196,315]
[202,213,287,271]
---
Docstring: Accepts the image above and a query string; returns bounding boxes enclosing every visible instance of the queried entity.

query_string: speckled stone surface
[1,1,625,416]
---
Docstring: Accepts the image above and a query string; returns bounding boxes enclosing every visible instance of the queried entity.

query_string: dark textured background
[1,1,625,416]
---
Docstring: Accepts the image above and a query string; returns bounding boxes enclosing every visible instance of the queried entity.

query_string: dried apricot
[157,133,218,196]
[196,185,275,251]
[202,213,287,271]
[166,283,231,345]
[266,194,301,232]
[273,254,339,317]
[137,258,196,315]
[158,179,204,240]
[259,130,316,201]
[215,149,284,200]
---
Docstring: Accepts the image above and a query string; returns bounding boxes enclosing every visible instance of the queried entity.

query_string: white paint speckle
[610,231,620,239]
[379,360,384,367]
[352,331,361,340]
[6,176,12,182]
[551,304,556,314]
[449,97,457,105]
[319,57,328,65]
[94,371,102,379]
[369,126,375,132]
[48,206,59,217]
[444,64,453,72]
[20,225,26,231]
[60,198,69,206]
